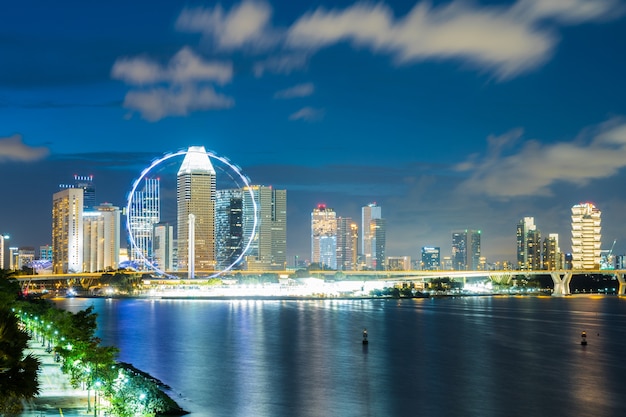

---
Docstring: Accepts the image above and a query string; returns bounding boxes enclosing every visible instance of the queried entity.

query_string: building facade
[242,185,287,271]
[516,217,541,270]
[336,217,354,271]
[371,218,386,271]
[311,204,337,269]
[361,203,382,269]
[216,189,243,270]
[128,178,160,268]
[421,246,441,270]
[153,223,175,272]
[52,188,84,274]
[452,230,481,270]
[83,203,120,273]
[177,146,216,274]
[542,233,562,270]
[571,202,602,269]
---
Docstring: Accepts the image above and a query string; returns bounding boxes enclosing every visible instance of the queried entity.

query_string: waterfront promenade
[21,342,89,417]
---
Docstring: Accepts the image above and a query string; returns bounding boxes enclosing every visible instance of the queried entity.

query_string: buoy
[581,331,587,346]
[362,328,369,345]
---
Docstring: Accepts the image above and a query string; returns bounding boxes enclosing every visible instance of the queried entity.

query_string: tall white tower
[571,203,601,269]
[177,146,216,273]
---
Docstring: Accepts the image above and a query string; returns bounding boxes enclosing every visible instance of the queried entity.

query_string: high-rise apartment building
[242,185,287,270]
[452,230,481,270]
[216,189,243,270]
[311,204,337,269]
[421,246,441,270]
[542,233,561,270]
[371,218,386,271]
[52,188,84,274]
[336,217,354,271]
[177,146,216,274]
[128,178,160,268]
[571,202,602,269]
[361,203,382,269]
[517,217,541,270]
[83,203,120,272]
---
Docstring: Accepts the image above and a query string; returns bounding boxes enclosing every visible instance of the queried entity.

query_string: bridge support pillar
[550,271,572,296]
[616,273,626,296]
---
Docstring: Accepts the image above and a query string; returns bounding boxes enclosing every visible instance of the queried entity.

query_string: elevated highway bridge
[12,269,626,296]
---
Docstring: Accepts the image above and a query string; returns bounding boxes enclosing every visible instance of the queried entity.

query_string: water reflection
[51,296,626,417]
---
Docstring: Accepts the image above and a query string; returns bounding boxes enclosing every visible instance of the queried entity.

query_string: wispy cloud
[123,85,234,122]
[114,0,622,119]
[176,1,277,50]
[274,83,314,99]
[286,1,555,79]
[112,47,234,121]
[456,118,626,197]
[253,53,309,77]
[112,47,233,85]
[0,134,49,162]
[288,107,325,122]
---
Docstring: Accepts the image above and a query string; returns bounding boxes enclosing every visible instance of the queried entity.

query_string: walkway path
[20,342,90,417]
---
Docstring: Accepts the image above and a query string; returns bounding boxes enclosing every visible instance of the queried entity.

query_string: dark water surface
[54,296,626,417]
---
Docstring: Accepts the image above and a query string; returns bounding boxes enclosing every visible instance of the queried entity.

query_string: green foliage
[0,307,41,415]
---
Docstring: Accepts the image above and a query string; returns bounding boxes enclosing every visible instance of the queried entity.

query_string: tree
[0,307,41,415]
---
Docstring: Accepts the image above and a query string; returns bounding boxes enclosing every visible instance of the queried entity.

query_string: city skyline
[2,0,626,263]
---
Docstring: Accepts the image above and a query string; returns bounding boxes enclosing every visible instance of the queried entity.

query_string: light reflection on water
[54,296,626,417]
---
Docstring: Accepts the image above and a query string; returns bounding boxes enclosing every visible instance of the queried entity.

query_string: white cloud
[288,106,325,122]
[176,1,276,50]
[112,47,232,85]
[456,118,626,197]
[253,53,309,77]
[287,2,553,79]
[123,85,234,121]
[0,134,49,162]
[112,47,234,121]
[511,0,622,24]
[274,83,314,99]
[285,0,622,79]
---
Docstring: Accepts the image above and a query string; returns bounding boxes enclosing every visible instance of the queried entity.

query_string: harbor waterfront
[50,295,626,417]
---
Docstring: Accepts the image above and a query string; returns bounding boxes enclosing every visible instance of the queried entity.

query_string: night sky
[2,0,626,266]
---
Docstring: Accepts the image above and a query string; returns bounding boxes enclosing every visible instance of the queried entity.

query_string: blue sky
[2,0,626,266]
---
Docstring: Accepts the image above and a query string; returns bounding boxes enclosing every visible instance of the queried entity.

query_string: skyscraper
[571,202,602,269]
[517,217,541,270]
[59,174,95,210]
[177,146,216,274]
[452,230,481,270]
[242,185,287,270]
[350,222,359,270]
[361,203,381,269]
[311,204,337,269]
[542,233,561,270]
[421,247,441,270]
[52,188,83,274]
[371,218,386,271]
[215,189,243,270]
[128,178,160,268]
[336,217,354,271]
[83,203,120,272]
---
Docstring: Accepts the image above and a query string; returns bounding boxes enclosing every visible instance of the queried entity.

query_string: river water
[53,295,626,417]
